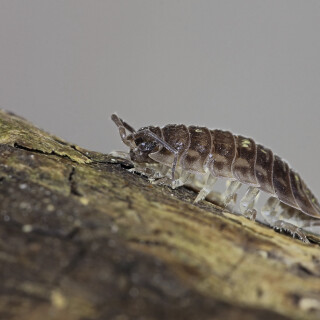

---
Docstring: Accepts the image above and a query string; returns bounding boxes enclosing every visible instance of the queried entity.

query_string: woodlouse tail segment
[260,198,310,243]
[273,221,310,243]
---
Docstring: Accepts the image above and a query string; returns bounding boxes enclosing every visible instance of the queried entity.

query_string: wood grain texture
[0,109,320,320]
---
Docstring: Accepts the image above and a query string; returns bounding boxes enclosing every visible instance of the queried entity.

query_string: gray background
[1,1,320,194]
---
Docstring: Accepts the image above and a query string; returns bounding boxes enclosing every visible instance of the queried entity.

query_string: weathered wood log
[0,109,320,320]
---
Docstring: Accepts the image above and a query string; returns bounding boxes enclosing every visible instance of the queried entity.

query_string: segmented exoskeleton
[111,114,320,243]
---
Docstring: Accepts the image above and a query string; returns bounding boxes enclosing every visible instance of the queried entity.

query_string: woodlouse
[111,114,320,243]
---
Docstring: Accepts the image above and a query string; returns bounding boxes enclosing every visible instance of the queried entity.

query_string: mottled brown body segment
[149,124,189,166]
[272,156,299,208]
[182,126,211,173]
[147,126,162,137]
[255,145,274,194]
[232,136,258,186]
[208,130,236,178]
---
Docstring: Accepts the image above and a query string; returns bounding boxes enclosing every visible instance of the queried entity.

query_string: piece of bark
[0,109,320,320]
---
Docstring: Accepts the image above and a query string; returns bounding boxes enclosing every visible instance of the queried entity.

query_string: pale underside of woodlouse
[111,114,320,243]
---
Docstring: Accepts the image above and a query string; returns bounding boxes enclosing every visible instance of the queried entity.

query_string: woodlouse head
[129,132,159,163]
[111,114,158,164]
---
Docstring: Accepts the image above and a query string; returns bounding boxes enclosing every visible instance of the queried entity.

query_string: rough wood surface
[0,109,320,320]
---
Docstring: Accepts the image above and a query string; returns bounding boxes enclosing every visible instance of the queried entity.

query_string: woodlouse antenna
[122,119,136,133]
[111,114,136,147]
[111,114,136,133]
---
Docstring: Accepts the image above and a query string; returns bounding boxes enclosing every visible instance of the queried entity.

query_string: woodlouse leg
[273,221,310,243]
[109,150,131,161]
[152,170,190,189]
[193,174,217,203]
[151,176,170,185]
[222,180,242,210]
[158,165,170,179]
[129,163,154,177]
[148,165,170,180]
[261,197,281,225]
[261,198,310,243]
[172,171,191,189]
[239,187,260,220]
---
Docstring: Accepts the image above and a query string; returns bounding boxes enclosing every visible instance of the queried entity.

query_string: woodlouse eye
[135,137,144,145]
[138,141,157,152]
